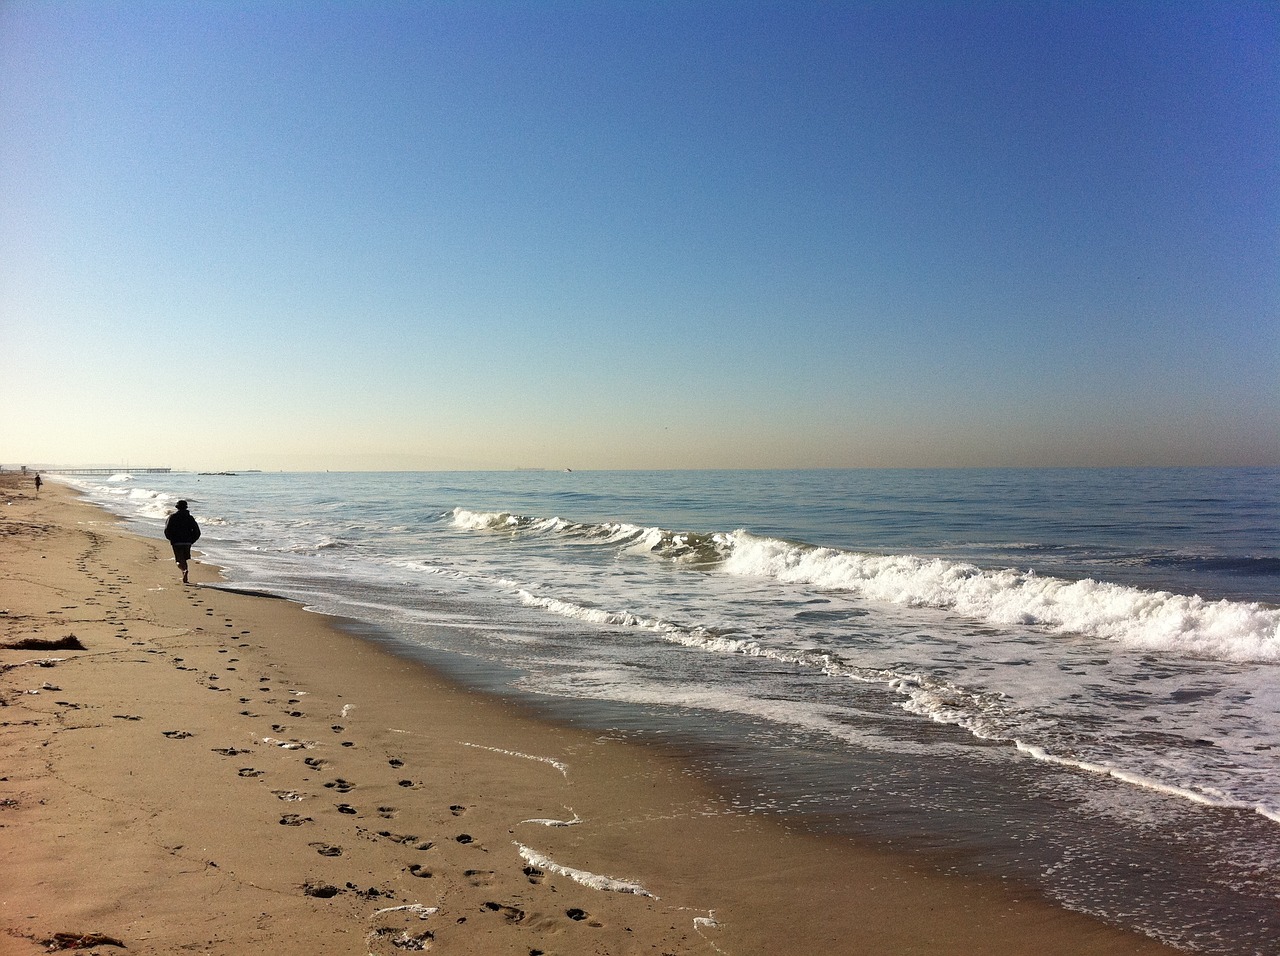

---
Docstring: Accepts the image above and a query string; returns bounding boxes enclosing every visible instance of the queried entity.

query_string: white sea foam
[261,736,314,750]
[692,911,725,955]
[518,590,650,629]
[719,532,1280,663]
[461,742,569,776]
[514,843,656,897]
[509,587,1026,737]
[456,509,1279,663]
[502,583,1280,823]
[1014,741,1280,822]
[370,904,437,920]
[451,508,518,531]
[521,811,582,827]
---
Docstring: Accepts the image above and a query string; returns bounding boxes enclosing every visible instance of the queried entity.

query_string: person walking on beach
[164,500,201,584]
[33,474,41,493]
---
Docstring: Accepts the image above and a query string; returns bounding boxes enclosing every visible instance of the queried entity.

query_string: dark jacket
[164,510,201,545]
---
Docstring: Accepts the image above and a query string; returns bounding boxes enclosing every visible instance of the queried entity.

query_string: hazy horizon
[4,2,1276,472]
[15,462,1280,478]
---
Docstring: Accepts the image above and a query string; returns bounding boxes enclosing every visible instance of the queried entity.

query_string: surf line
[370,904,438,920]
[461,742,569,777]
[521,809,582,827]
[1014,740,1280,824]
[514,843,656,898]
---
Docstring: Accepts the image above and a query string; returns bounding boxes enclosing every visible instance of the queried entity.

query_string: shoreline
[1,476,1182,955]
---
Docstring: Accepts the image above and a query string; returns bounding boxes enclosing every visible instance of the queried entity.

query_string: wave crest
[452,509,1280,662]
[722,532,1280,662]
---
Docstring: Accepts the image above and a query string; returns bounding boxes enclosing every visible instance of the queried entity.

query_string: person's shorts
[171,543,192,562]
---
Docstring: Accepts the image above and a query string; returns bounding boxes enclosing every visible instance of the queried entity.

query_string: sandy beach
[1,475,1182,956]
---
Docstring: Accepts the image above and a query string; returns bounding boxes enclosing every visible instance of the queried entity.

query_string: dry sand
[0,474,1180,955]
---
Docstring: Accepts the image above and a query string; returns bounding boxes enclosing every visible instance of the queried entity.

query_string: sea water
[64,468,1279,953]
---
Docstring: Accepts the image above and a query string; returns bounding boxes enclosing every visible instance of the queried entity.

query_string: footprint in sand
[482,902,526,924]
[523,866,545,885]
[212,747,251,756]
[449,805,467,816]
[455,834,474,845]
[238,768,264,778]
[407,863,432,879]
[304,756,325,769]
[324,778,355,793]
[162,730,193,739]
[377,806,398,819]
[387,757,404,768]
[465,869,494,887]
[397,779,418,789]
[375,830,419,845]
[309,842,343,857]
[336,803,358,815]
[280,813,312,826]
[345,882,393,901]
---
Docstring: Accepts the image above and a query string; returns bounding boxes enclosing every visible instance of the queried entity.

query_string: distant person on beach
[34,474,41,493]
[164,500,201,584]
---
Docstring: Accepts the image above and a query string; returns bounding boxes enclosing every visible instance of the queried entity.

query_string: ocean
[63,467,1279,953]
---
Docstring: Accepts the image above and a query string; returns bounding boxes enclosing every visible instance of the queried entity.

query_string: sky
[2,0,1277,472]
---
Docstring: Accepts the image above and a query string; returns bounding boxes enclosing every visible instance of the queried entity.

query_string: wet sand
[0,474,1180,955]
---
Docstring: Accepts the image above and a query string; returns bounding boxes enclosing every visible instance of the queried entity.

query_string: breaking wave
[454,509,1280,663]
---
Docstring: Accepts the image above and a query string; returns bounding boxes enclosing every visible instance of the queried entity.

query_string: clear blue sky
[3,1,1276,470]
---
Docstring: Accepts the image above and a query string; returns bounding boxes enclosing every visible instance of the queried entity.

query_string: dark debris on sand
[3,635,86,651]
[42,931,127,950]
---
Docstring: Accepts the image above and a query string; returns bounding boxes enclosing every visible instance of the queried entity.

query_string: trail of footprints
[71,533,148,646]
[147,586,607,953]
[49,534,606,952]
